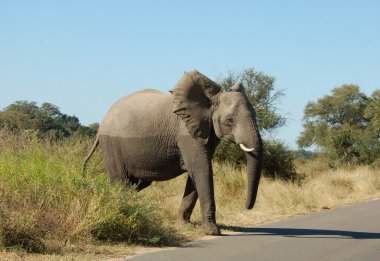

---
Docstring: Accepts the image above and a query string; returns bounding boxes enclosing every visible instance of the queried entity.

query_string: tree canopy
[0,101,97,139]
[298,85,380,165]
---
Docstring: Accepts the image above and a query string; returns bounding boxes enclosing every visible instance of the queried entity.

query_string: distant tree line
[0,101,98,139]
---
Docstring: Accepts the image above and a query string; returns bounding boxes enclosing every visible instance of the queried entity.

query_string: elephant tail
[82,136,99,176]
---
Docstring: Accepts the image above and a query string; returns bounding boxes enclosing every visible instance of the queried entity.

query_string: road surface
[129,199,380,260]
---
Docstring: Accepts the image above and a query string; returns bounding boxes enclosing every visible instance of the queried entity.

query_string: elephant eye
[225,115,234,126]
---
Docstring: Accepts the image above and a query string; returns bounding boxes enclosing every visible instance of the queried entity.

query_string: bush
[262,140,299,181]
[213,141,246,167]
[0,130,176,253]
[295,155,333,179]
[214,140,299,181]
[370,158,380,169]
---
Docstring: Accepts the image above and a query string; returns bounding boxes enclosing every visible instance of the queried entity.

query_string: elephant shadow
[219,225,380,240]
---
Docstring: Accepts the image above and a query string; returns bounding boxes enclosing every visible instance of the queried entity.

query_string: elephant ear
[230,81,255,111]
[171,70,222,144]
[230,81,244,92]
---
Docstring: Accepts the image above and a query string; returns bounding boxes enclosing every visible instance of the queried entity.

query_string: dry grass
[0,243,134,261]
[143,161,380,233]
[1,130,379,260]
[0,130,178,256]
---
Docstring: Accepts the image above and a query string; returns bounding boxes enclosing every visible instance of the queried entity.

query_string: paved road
[129,199,380,261]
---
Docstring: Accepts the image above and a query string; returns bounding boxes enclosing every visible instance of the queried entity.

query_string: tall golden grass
[144,161,380,233]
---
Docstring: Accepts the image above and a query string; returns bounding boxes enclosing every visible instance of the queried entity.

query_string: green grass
[0,130,177,254]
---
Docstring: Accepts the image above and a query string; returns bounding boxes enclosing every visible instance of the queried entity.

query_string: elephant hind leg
[178,175,198,222]
[100,137,128,181]
[136,180,152,191]
[125,175,152,191]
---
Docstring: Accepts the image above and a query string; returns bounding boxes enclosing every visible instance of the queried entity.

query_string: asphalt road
[129,199,380,261]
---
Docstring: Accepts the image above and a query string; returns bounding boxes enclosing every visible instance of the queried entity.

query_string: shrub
[214,140,299,181]
[213,141,246,167]
[371,158,380,169]
[262,140,299,181]
[296,155,333,179]
[0,130,176,253]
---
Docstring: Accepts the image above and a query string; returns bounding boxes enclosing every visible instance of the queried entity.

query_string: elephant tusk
[239,144,255,152]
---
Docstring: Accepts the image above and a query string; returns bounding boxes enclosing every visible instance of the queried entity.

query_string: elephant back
[98,89,177,139]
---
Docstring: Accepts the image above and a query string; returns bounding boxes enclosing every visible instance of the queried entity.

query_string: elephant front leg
[178,175,198,222]
[178,138,221,236]
[191,169,220,236]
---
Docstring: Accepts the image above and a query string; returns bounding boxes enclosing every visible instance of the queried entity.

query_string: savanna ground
[1,131,379,260]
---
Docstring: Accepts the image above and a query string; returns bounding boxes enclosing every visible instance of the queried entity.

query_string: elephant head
[171,70,263,209]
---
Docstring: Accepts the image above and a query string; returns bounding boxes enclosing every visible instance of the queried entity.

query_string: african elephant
[84,70,263,235]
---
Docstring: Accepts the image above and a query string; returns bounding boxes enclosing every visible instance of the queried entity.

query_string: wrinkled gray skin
[84,71,263,235]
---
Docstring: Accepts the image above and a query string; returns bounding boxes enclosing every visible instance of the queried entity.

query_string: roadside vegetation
[1,131,379,260]
[0,130,179,259]
[0,68,379,260]
[146,161,380,231]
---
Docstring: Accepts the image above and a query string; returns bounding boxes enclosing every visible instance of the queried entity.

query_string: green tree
[0,101,96,139]
[298,85,380,165]
[365,90,380,135]
[40,103,61,118]
[0,101,40,131]
[5,101,40,117]
[363,90,380,163]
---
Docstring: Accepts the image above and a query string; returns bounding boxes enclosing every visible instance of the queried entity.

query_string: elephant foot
[203,223,221,236]
[179,218,191,224]
[178,213,191,224]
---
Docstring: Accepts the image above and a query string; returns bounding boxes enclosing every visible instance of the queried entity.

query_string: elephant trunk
[244,132,263,209]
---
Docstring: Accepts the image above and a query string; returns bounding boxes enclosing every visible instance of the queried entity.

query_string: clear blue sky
[1,1,379,149]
